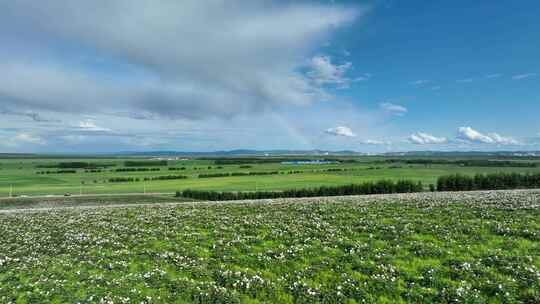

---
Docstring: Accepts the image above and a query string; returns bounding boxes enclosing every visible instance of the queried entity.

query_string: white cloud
[408,132,447,145]
[456,78,473,83]
[410,80,429,86]
[13,133,46,145]
[360,139,390,145]
[307,55,354,88]
[78,119,111,132]
[457,127,519,145]
[325,126,356,137]
[354,73,372,81]
[485,73,502,79]
[488,133,519,145]
[380,102,408,116]
[0,1,361,120]
[512,73,537,80]
[457,127,495,143]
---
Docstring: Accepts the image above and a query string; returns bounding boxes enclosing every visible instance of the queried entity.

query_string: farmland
[2,156,540,198]
[1,190,539,303]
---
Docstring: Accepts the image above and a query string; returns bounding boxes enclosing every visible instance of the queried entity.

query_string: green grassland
[1,156,540,197]
[1,191,538,303]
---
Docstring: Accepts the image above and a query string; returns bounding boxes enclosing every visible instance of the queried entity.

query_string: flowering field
[1,191,539,303]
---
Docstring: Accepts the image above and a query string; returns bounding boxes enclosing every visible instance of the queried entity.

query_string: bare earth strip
[1,189,539,214]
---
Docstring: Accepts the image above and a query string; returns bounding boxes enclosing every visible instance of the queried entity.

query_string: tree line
[145,175,188,181]
[115,167,161,172]
[177,172,540,201]
[109,175,188,183]
[436,172,540,191]
[124,160,168,167]
[36,162,116,169]
[177,179,423,201]
[36,170,77,174]
[169,167,187,171]
[384,159,538,168]
[198,171,281,178]
[109,177,140,183]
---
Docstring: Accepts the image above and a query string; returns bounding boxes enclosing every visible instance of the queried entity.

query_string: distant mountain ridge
[116,150,540,158]
[2,150,539,158]
[116,149,363,157]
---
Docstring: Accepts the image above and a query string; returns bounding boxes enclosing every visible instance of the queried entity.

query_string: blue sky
[0,0,539,153]
[334,0,540,137]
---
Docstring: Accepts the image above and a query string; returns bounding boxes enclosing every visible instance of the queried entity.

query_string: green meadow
[1,156,540,198]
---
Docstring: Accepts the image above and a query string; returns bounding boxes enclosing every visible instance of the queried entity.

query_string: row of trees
[436,172,540,191]
[384,159,538,168]
[198,173,230,178]
[115,168,161,172]
[124,160,168,167]
[109,177,140,183]
[198,171,281,178]
[287,170,303,174]
[177,179,423,201]
[179,172,540,201]
[36,162,116,169]
[109,175,189,183]
[36,170,77,174]
[169,167,187,171]
[144,175,188,181]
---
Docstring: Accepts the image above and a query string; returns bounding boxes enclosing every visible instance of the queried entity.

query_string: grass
[0,191,538,303]
[2,157,540,197]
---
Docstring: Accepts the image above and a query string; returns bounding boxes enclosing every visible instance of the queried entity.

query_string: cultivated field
[2,156,540,198]
[1,190,539,303]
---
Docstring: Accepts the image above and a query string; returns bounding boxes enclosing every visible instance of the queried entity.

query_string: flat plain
[2,156,540,197]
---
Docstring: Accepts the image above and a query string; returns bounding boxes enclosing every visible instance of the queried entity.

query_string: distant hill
[116,149,365,157]
[2,150,539,159]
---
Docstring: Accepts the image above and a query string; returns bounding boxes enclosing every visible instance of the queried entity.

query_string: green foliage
[168,167,187,171]
[36,170,77,174]
[178,179,423,200]
[2,156,540,198]
[437,172,540,191]
[144,175,188,181]
[124,160,168,167]
[385,159,538,167]
[108,177,140,183]
[36,162,116,169]
[199,171,281,178]
[115,167,161,172]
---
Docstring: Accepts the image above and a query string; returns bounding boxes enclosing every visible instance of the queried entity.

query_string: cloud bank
[325,126,356,137]
[380,102,408,116]
[0,0,360,120]
[457,127,518,145]
[408,132,448,145]
[307,55,354,88]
